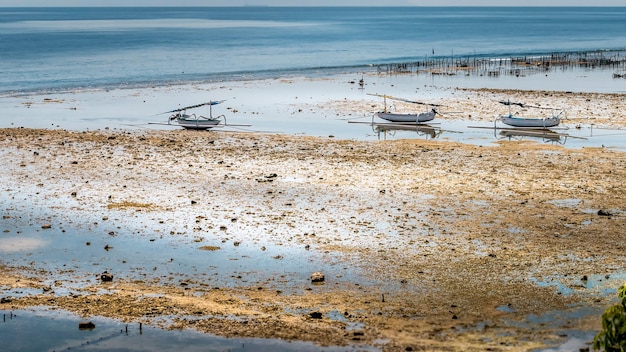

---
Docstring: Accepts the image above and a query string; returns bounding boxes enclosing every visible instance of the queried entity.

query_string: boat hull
[375,111,435,123]
[177,123,220,130]
[175,114,221,130]
[500,114,560,128]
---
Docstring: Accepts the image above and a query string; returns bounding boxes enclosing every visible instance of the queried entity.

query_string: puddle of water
[547,199,582,208]
[530,272,626,298]
[507,227,525,234]
[0,216,366,295]
[536,331,596,352]
[496,304,516,313]
[482,305,600,351]
[0,308,373,352]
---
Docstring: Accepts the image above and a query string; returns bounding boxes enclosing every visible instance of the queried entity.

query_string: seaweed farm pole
[451,49,454,68]
[473,50,476,68]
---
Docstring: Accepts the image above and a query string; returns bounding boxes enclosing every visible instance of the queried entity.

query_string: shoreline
[3,48,626,98]
[2,68,626,133]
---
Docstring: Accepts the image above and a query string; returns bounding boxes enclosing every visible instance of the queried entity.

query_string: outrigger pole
[368,93,444,107]
[164,100,226,114]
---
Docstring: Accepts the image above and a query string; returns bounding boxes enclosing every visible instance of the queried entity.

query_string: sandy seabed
[1,73,626,351]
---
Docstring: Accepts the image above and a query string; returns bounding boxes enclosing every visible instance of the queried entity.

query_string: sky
[0,0,625,6]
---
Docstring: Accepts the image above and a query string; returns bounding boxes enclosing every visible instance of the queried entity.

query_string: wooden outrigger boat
[500,114,561,128]
[166,100,225,130]
[497,100,564,128]
[150,100,250,130]
[369,94,438,123]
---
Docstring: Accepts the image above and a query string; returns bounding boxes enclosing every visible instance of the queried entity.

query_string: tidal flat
[1,111,626,350]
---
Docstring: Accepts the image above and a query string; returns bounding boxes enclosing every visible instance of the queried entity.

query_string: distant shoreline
[2,49,625,98]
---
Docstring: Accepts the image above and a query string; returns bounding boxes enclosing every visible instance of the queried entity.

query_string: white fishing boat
[497,100,564,128]
[499,114,561,128]
[375,110,436,123]
[166,100,225,130]
[369,94,438,123]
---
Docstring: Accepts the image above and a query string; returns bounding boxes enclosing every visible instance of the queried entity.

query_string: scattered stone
[100,271,113,282]
[347,330,364,340]
[78,321,95,330]
[311,271,325,283]
[309,311,323,319]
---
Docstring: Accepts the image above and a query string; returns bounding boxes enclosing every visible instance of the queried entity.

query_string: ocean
[1,6,626,95]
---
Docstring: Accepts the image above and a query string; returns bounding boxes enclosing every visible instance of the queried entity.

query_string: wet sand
[1,76,626,351]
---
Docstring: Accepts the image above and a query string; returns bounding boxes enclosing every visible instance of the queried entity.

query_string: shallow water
[350,119,626,152]
[0,308,373,352]
[0,210,367,295]
[2,67,625,151]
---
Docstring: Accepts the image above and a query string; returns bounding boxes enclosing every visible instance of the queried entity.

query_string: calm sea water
[1,6,626,95]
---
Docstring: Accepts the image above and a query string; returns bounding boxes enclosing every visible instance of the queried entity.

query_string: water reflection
[1,308,371,352]
[350,118,620,149]
[495,128,569,145]
[372,122,442,140]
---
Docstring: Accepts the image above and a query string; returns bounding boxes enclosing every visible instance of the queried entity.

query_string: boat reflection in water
[496,127,568,145]
[373,123,442,140]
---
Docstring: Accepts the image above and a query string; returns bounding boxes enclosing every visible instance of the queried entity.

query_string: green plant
[594,283,626,351]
